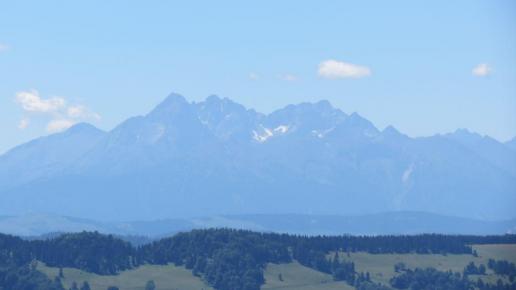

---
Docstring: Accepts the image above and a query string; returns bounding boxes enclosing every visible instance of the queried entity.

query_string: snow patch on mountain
[253,125,290,142]
[312,127,335,138]
[274,125,289,134]
[402,164,414,183]
[253,126,273,142]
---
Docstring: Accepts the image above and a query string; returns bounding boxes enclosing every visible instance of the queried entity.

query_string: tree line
[488,259,516,282]
[390,264,516,290]
[1,229,516,290]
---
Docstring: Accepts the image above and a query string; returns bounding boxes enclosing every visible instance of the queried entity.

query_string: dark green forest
[1,229,516,290]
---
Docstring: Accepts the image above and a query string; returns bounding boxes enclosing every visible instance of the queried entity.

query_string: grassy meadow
[37,244,516,290]
[333,244,516,286]
[37,263,213,290]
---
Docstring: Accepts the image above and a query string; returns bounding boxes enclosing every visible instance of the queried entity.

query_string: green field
[37,262,214,290]
[37,244,516,290]
[263,261,354,290]
[474,244,516,264]
[334,244,516,286]
[39,260,356,290]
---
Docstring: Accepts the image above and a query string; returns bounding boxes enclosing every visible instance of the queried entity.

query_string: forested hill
[2,229,516,290]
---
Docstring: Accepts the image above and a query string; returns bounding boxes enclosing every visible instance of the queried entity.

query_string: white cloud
[318,59,371,79]
[249,72,260,81]
[67,105,85,118]
[14,90,101,133]
[15,90,66,113]
[67,105,101,120]
[18,118,30,130]
[46,119,76,133]
[279,74,298,81]
[0,44,8,52]
[472,63,492,77]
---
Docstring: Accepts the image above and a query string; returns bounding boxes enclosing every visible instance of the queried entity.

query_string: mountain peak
[203,94,242,108]
[447,128,483,142]
[379,125,410,142]
[315,100,332,109]
[348,112,377,129]
[348,112,362,119]
[323,111,379,139]
[147,93,191,118]
[205,94,222,103]
[453,128,481,137]
[382,125,401,135]
[162,92,188,105]
[65,123,104,135]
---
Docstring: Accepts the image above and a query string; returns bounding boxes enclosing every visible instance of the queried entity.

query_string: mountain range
[0,93,515,221]
[1,212,515,237]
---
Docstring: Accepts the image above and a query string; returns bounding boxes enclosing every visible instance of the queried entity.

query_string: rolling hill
[1,212,516,237]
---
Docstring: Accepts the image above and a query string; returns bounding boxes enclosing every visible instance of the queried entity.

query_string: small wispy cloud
[67,105,101,121]
[18,118,30,130]
[249,72,260,81]
[472,63,492,77]
[0,44,9,52]
[14,89,101,133]
[318,59,371,79]
[279,74,298,82]
[15,90,66,113]
[46,119,76,133]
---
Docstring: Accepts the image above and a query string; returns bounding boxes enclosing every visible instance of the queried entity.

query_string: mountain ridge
[0,93,515,221]
[1,211,515,237]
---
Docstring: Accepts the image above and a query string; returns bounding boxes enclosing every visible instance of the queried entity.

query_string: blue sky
[1,0,515,154]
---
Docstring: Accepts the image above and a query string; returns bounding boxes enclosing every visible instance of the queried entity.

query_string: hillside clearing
[263,262,354,290]
[37,262,213,290]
